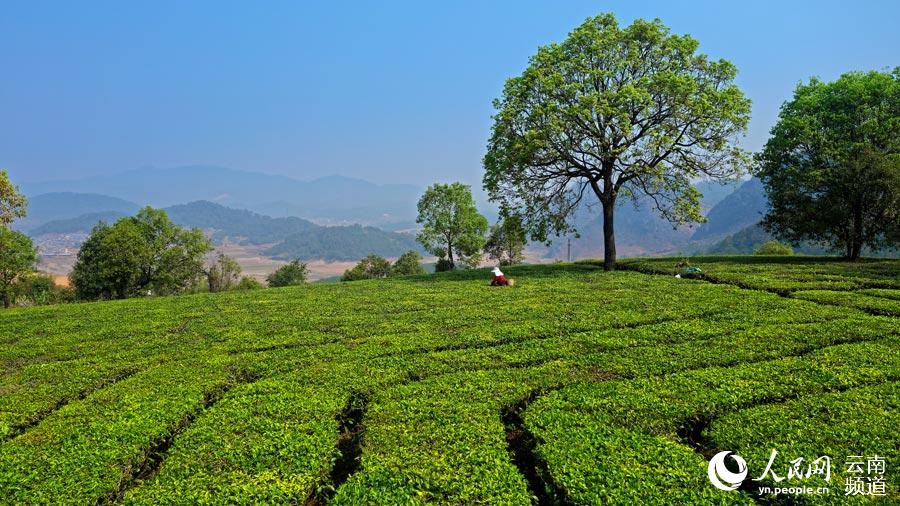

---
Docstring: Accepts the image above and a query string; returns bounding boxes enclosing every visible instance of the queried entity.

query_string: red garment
[491,275,510,286]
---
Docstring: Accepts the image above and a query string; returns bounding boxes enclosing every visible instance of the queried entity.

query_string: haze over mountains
[21,166,795,267]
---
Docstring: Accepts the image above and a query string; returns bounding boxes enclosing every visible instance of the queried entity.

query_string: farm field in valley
[0,257,898,504]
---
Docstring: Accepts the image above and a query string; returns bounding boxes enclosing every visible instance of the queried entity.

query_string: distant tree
[342,254,392,281]
[756,70,900,260]
[266,259,309,287]
[235,276,264,290]
[484,13,751,270]
[71,207,212,300]
[484,215,526,266]
[0,228,37,307]
[205,253,242,292]
[753,241,794,256]
[391,250,426,276]
[0,170,27,227]
[416,182,488,269]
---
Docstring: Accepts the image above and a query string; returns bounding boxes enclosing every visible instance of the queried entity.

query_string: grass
[0,257,897,504]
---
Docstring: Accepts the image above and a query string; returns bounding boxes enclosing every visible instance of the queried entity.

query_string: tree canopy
[0,228,37,308]
[484,13,751,269]
[266,259,309,287]
[391,250,426,277]
[0,170,27,227]
[756,69,900,259]
[205,253,241,292]
[70,207,211,300]
[341,254,392,281]
[416,182,488,269]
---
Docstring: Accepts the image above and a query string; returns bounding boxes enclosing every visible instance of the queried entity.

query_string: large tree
[0,170,27,227]
[70,207,211,299]
[416,182,488,269]
[756,69,900,259]
[0,228,37,308]
[484,14,751,270]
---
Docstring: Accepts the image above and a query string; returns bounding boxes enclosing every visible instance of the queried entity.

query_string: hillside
[31,200,422,262]
[1,259,897,503]
[690,177,767,243]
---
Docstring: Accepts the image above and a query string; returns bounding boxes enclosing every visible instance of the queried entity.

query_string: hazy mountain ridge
[23,166,422,226]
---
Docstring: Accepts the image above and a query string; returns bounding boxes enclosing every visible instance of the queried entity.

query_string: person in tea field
[490,266,513,286]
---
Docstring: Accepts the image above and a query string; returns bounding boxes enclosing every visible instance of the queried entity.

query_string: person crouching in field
[490,267,514,286]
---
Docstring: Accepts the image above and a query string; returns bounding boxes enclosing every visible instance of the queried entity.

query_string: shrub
[435,258,454,272]
[266,259,309,287]
[754,241,794,256]
[235,276,264,290]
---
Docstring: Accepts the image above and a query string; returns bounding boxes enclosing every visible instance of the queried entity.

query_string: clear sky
[3,0,898,187]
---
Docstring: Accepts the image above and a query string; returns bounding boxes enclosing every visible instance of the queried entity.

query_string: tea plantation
[0,257,898,504]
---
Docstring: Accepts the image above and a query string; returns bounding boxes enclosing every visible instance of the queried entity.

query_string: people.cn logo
[708,451,748,491]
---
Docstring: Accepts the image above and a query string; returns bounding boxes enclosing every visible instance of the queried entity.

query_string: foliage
[70,207,212,300]
[753,240,794,256]
[13,273,74,306]
[756,69,900,259]
[416,182,488,269]
[0,169,28,227]
[235,276,264,290]
[0,228,37,308]
[390,250,426,277]
[0,258,898,503]
[483,215,526,266]
[484,13,751,269]
[205,253,242,292]
[341,255,392,281]
[434,258,454,272]
[266,259,309,287]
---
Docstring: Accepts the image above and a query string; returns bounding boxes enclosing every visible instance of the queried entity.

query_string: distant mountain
[29,211,129,236]
[31,200,422,262]
[14,192,139,232]
[266,225,422,261]
[165,201,318,243]
[690,178,767,243]
[23,166,421,226]
[543,179,741,259]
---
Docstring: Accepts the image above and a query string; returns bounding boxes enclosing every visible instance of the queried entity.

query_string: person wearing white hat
[490,266,511,286]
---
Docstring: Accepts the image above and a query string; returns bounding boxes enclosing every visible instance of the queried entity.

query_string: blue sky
[3,0,898,187]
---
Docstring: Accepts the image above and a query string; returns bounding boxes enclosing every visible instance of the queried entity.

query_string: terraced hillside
[1,258,898,504]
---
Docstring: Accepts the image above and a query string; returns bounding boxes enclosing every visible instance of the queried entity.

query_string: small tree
[484,215,526,266]
[484,14,751,270]
[0,170,27,227]
[206,253,241,292]
[753,241,794,256]
[756,70,900,259]
[416,182,488,269]
[342,254,392,281]
[0,228,37,308]
[391,250,426,276]
[71,208,212,300]
[267,259,309,287]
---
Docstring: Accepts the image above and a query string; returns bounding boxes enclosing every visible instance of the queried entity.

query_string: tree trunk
[3,291,10,309]
[447,241,455,268]
[602,200,616,271]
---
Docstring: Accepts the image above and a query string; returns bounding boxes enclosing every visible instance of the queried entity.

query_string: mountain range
[22,166,423,226]
[21,166,809,262]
